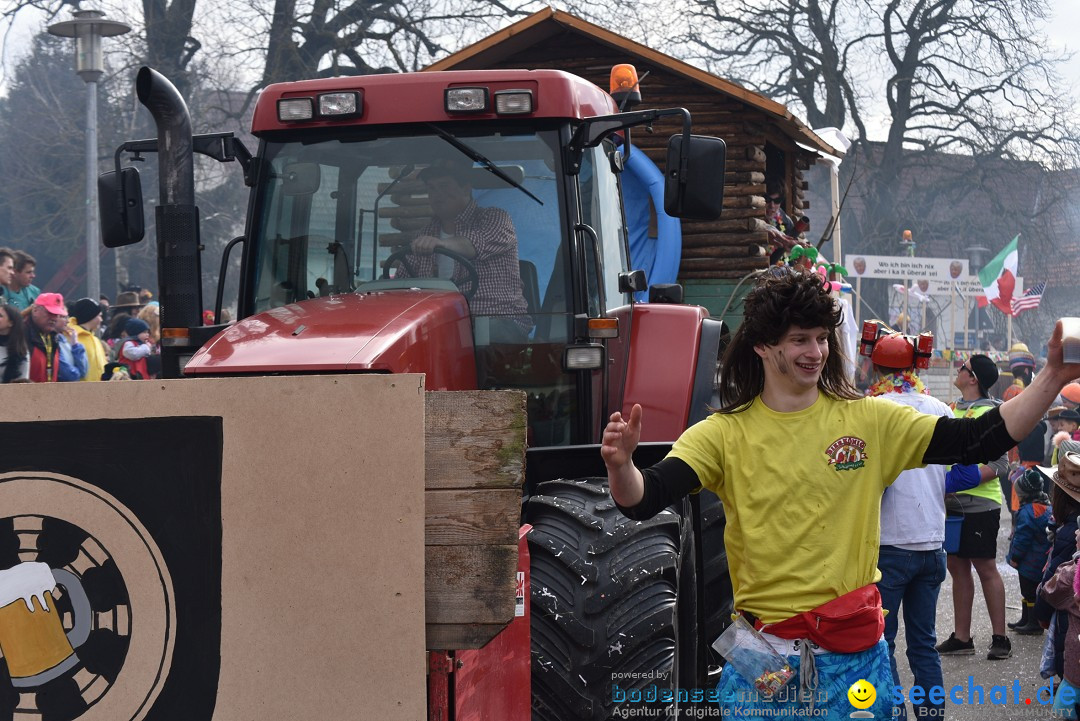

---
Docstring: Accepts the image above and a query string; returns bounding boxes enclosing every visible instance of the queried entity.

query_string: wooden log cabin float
[426,8,843,324]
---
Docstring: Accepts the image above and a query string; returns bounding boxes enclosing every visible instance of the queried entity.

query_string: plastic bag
[712,614,795,696]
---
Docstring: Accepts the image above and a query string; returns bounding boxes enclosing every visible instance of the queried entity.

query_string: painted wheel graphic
[0,473,175,721]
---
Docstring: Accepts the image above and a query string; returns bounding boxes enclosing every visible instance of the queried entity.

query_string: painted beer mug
[0,561,91,687]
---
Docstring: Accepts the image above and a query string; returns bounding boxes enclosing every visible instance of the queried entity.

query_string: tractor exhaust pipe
[136,67,203,378]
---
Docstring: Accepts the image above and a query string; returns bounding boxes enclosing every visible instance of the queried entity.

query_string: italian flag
[978,235,1019,315]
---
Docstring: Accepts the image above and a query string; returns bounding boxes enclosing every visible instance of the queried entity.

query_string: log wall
[481,33,820,279]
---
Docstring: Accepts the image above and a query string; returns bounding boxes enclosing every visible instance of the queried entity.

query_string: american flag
[1011,282,1046,316]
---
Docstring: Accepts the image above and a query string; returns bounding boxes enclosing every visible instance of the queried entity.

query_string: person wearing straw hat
[110,290,144,318]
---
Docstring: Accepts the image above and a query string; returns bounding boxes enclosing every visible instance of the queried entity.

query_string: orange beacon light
[609,64,641,109]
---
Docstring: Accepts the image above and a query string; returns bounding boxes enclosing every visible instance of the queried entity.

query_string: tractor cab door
[575,140,633,442]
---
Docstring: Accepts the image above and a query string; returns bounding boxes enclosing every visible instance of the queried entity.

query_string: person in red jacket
[116,317,153,379]
[24,292,65,382]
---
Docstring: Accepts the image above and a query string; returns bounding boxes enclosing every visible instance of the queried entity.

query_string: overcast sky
[1045,0,1080,103]
[3,0,1080,115]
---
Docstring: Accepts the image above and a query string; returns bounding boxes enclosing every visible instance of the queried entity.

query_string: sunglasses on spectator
[767,196,782,204]
[959,364,972,376]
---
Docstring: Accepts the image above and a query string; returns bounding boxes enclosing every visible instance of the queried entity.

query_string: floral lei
[868,370,928,396]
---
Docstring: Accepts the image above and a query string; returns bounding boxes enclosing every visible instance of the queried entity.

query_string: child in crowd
[1007,468,1053,634]
[1039,451,1080,720]
[117,318,153,379]
[1054,414,1080,465]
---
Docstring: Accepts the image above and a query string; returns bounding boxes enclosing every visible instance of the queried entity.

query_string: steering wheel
[381,247,479,302]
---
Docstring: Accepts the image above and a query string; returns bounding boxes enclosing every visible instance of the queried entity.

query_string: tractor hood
[183,289,477,388]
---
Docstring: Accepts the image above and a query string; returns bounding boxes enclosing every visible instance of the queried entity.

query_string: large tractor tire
[698,490,734,654]
[525,478,689,720]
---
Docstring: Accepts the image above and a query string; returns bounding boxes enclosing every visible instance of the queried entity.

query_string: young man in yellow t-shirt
[602,270,1080,718]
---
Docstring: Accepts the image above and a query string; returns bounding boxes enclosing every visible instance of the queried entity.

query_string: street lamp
[48,9,131,305]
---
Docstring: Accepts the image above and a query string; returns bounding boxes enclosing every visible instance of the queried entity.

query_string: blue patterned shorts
[716,639,894,719]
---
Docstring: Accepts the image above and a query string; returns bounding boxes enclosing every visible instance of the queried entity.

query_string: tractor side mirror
[618,269,647,294]
[664,134,726,221]
[99,166,145,248]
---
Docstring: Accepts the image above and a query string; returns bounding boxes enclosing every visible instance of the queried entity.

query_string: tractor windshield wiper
[426,123,543,206]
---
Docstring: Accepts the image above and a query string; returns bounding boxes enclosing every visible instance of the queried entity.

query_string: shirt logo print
[825,436,868,472]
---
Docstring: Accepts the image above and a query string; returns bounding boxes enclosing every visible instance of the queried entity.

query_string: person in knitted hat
[1052,410,1080,465]
[1006,467,1053,634]
[1062,382,1080,411]
[117,317,153,379]
[68,297,107,382]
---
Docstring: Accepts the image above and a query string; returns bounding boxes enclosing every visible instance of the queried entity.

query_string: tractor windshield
[249,125,565,334]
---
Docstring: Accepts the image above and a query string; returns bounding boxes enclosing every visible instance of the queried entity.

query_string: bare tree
[681,0,1080,251]
[142,0,200,95]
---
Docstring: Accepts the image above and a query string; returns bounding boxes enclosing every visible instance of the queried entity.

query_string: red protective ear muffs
[860,321,934,369]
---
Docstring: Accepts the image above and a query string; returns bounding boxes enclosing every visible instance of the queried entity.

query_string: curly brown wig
[715,268,859,413]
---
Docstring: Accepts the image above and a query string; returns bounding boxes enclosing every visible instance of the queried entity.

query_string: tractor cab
[238,121,635,446]
[101,68,725,448]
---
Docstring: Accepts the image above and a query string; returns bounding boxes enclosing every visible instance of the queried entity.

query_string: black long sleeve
[922,405,1018,465]
[617,405,1018,521]
[614,457,701,520]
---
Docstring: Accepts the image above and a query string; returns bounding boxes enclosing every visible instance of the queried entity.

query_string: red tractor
[101,65,733,719]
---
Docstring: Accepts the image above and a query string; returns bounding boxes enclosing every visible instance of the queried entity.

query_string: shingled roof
[425,7,841,158]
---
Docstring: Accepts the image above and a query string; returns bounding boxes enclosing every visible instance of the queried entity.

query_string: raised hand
[601,403,642,471]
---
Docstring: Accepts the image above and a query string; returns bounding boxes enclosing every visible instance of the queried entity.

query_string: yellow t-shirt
[668,393,939,624]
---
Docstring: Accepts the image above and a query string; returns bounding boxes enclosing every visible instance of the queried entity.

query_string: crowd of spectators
[0,246,160,383]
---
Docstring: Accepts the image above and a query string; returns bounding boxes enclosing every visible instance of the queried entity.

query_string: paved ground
[892,504,1061,719]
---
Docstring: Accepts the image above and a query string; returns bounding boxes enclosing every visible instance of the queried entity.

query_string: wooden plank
[425,391,526,491]
[686,230,771,245]
[725,158,768,173]
[688,207,764,221]
[391,217,429,232]
[681,233,771,249]
[679,218,756,233]
[680,269,765,279]
[426,623,509,650]
[722,194,765,209]
[425,545,517,625]
[682,245,766,258]
[426,488,520,546]
[381,205,432,219]
[380,232,413,247]
[680,257,770,272]
[423,390,525,650]
[719,184,766,196]
[389,193,431,207]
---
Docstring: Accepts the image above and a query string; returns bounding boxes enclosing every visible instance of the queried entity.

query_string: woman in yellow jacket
[68,298,108,381]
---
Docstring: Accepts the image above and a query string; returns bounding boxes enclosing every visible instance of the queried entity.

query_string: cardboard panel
[0,375,426,721]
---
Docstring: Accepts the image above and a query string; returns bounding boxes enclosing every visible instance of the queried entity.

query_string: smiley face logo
[847,679,876,709]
